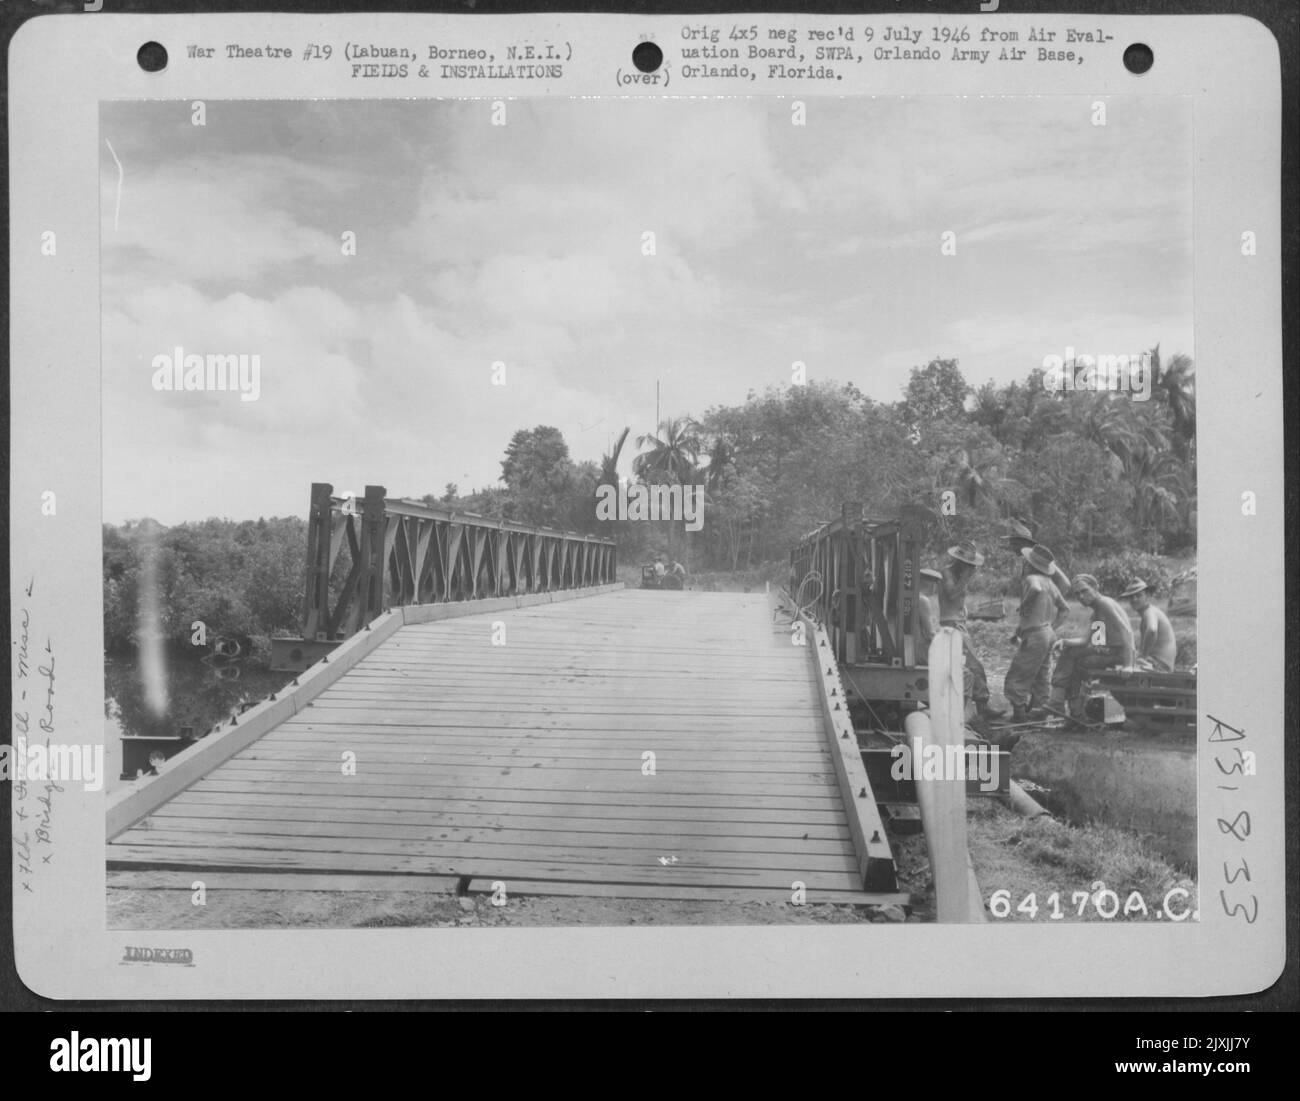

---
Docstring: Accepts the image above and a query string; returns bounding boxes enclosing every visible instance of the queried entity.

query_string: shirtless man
[1051,573,1136,716]
[1121,579,1177,672]
[938,541,1005,720]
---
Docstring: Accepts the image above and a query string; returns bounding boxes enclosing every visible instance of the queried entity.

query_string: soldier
[1051,574,1136,716]
[1121,579,1177,672]
[1004,544,1071,722]
[938,542,1005,720]
[1004,519,1071,597]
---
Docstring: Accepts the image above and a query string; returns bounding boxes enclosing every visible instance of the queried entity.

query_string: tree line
[449,348,1195,570]
[104,350,1195,653]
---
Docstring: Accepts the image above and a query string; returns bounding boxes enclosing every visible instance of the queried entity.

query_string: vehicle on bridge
[640,563,684,590]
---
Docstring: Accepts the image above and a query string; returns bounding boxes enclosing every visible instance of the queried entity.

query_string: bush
[1091,551,1173,597]
[102,517,307,655]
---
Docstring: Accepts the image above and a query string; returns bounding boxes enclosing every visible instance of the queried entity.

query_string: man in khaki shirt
[1004,520,1071,598]
[1003,544,1071,721]
[937,541,1005,720]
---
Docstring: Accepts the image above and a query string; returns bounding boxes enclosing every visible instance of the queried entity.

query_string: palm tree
[1128,443,1189,553]
[1071,390,1143,465]
[598,427,630,488]
[1080,393,1191,551]
[594,427,630,536]
[634,417,703,484]
[634,417,703,558]
[1067,389,1192,548]
[1148,345,1196,468]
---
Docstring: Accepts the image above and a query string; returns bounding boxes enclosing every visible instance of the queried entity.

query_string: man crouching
[1051,573,1135,719]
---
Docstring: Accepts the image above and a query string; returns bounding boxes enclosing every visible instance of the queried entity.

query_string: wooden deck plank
[185,763,841,792]
[162,791,851,827]
[248,738,834,758]
[107,869,461,894]
[296,697,821,715]
[181,777,846,808]
[135,802,852,837]
[220,753,834,775]
[279,710,820,733]
[260,728,827,746]
[107,845,863,890]
[111,830,862,874]
[125,815,857,856]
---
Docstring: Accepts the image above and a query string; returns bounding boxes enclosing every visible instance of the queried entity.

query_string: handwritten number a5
[1219,891,1258,924]
[1216,811,1251,842]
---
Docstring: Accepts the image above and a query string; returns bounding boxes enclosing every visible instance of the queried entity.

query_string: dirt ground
[107,883,915,930]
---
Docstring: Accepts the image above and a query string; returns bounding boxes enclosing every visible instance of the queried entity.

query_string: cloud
[100,152,357,286]
[101,279,635,522]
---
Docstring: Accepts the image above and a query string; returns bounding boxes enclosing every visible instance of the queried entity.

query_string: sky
[100,95,1193,525]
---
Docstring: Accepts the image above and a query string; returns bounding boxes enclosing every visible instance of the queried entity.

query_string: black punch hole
[1122,43,1153,75]
[632,42,663,74]
[137,41,168,73]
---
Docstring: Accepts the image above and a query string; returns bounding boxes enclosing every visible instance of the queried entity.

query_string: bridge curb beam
[800,614,898,893]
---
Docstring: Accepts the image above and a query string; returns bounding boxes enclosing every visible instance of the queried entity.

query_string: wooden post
[301,482,333,640]
[909,627,972,922]
[494,529,509,596]
[899,509,922,668]
[349,485,387,633]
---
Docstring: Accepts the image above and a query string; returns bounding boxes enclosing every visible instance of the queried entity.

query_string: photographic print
[5,9,1282,999]
[98,93,1199,930]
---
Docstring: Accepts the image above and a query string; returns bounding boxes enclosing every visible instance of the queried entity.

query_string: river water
[104,650,295,793]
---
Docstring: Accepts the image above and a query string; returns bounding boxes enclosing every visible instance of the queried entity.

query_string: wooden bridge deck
[108,590,889,903]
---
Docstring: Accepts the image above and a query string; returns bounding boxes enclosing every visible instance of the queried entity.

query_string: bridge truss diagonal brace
[800,614,898,893]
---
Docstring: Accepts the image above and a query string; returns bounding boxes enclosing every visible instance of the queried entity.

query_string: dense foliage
[103,517,307,653]
[104,351,1194,650]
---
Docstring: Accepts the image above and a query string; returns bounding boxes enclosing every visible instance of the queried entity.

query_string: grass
[963,801,1197,922]
[1002,812,1189,890]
